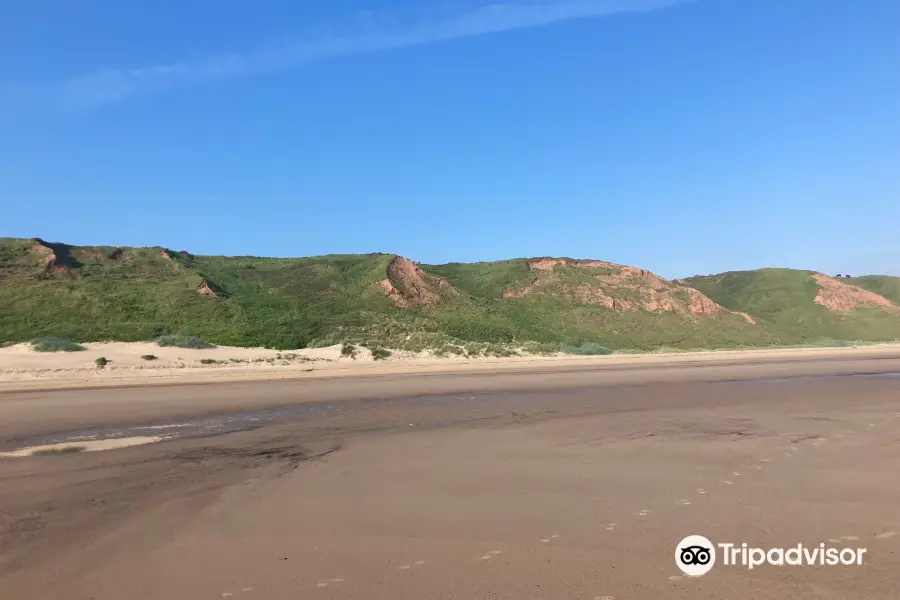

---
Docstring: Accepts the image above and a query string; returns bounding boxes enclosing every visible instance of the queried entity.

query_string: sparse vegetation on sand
[370,346,392,360]
[562,342,614,356]
[32,446,86,456]
[155,335,216,349]
[31,337,86,352]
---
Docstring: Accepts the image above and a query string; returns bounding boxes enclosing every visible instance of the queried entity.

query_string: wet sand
[1,356,899,599]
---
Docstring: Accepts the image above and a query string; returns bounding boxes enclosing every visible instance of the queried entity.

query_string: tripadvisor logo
[675,535,867,576]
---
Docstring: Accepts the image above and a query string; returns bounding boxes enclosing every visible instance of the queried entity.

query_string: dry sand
[3,340,900,392]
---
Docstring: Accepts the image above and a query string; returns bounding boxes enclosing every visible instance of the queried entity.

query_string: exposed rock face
[505,258,752,322]
[30,243,57,270]
[380,256,459,307]
[812,273,897,312]
[197,282,219,297]
[735,312,757,325]
[686,288,724,316]
[527,258,570,271]
[502,280,538,298]
[527,258,617,271]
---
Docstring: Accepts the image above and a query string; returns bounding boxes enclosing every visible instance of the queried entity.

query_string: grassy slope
[0,238,401,347]
[850,275,900,305]
[425,260,776,350]
[685,268,900,343]
[2,238,898,350]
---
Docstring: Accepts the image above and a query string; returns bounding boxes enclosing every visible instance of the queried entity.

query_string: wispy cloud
[4,0,691,114]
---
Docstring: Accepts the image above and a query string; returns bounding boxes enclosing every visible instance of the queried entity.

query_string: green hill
[1,238,898,351]
[849,275,900,305]
[684,269,900,344]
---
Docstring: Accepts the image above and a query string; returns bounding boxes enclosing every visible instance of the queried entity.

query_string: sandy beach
[2,352,899,599]
[3,340,900,392]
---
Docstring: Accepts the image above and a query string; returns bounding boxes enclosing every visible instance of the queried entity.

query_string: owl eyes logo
[675,535,716,576]
[675,534,868,574]
[680,545,712,565]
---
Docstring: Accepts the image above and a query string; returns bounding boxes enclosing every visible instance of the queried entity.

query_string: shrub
[816,339,852,348]
[94,357,108,367]
[464,343,484,357]
[31,337,86,352]
[371,346,392,360]
[199,358,220,364]
[522,341,560,355]
[341,342,357,357]
[563,342,614,356]
[141,354,158,361]
[491,347,517,357]
[155,335,215,349]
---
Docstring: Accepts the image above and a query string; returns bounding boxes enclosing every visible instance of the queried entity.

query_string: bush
[141,354,158,361]
[198,358,221,364]
[31,337,86,352]
[155,335,215,349]
[464,343,484,357]
[522,341,560,355]
[341,342,357,357]
[94,357,108,367]
[563,342,614,356]
[371,346,392,360]
[815,339,852,348]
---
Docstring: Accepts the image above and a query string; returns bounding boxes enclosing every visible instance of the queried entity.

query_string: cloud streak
[5,0,691,114]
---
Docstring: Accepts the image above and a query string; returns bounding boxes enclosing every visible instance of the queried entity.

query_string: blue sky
[1,0,897,278]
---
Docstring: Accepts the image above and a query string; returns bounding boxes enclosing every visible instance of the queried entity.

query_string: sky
[1,0,898,278]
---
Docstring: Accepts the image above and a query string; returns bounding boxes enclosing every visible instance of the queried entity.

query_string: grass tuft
[31,336,86,352]
[156,335,216,349]
[562,342,614,356]
[33,446,86,456]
